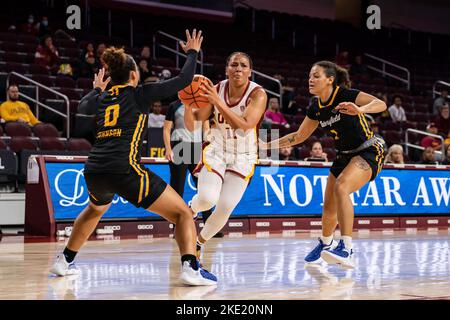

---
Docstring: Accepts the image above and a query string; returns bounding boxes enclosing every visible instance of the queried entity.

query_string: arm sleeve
[135,50,198,109]
[78,87,102,115]
[306,99,319,120]
[26,104,40,125]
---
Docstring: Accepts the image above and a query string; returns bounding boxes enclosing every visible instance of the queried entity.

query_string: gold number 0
[330,129,339,140]
[104,104,120,127]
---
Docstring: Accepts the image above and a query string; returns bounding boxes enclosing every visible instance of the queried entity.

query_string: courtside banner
[45,162,450,220]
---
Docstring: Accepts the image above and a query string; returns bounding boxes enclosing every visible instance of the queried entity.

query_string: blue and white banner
[46,162,450,220]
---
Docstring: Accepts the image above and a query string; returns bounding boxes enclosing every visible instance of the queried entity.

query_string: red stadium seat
[33,123,60,138]
[320,136,335,148]
[0,139,7,150]
[5,122,32,137]
[39,137,66,151]
[297,147,311,160]
[324,148,336,161]
[76,78,93,89]
[55,76,76,88]
[383,130,403,144]
[67,138,92,152]
[29,64,50,75]
[9,136,38,153]
[32,74,54,87]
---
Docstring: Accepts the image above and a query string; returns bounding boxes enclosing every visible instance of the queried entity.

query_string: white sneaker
[180,261,217,286]
[50,254,80,276]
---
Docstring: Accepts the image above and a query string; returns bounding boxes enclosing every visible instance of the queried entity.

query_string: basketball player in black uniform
[50,30,217,285]
[262,61,386,269]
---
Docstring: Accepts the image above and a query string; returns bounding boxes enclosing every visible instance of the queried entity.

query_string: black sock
[181,254,198,270]
[63,247,78,263]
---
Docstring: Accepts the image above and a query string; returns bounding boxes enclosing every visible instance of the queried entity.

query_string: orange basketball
[178,74,212,108]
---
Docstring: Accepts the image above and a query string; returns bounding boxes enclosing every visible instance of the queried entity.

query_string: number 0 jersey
[306,86,378,152]
[210,79,264,154]
[83,85,149,174]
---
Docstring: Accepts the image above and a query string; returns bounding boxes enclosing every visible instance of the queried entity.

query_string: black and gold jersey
[78,49,198,174]
[306,86,377,151]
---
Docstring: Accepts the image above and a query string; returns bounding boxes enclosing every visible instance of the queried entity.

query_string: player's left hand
[335,102,361,115]
[199,79,222,106]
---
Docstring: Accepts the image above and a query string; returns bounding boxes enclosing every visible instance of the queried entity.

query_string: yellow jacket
[0,100,40,126]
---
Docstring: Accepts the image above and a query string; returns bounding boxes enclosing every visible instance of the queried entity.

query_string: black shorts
[330,143,385,181]
[84,165,167,209]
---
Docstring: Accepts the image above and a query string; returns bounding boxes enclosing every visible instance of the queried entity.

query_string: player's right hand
[93,68,111,91]
[180,29,203,53]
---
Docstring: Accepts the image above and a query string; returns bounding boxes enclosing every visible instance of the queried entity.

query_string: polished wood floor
[0,229,449,300]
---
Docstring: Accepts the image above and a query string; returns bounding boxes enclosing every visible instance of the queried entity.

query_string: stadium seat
[31,74,54,87]
[9,136,38,153]
[55,76,76,88]
[39,137,66,151]
[383,130,403,144]
[5,122,32,137]
[324,148,336,161]
[76,77,93,89]
[0,139,7,149]
[67,138,92,152]
[320,137,335,148]
[297,147,311,160]
[33,123,60,138]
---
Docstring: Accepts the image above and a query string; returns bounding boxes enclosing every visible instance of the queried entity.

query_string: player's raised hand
[335,102,361,116]
[199,78,222,106]
[180,29,203,53]
[93,68,111,91]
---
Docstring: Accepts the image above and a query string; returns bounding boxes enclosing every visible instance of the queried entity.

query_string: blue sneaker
[305,238,335,264]
[321,239,354,269]
[180,261,217,286]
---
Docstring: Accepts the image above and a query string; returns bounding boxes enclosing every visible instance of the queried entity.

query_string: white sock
[342,236,353,250]
[320,235,333,246]
[196,238,204,247]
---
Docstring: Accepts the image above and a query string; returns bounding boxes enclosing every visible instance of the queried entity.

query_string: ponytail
[102,47,137,85]
[313,60,351,89]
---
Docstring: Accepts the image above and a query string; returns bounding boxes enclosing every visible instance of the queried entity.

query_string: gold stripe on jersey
[361,113,374,138]
[373,142,384,175]
[318,86,340,108]
[358,113,371,139]
[129,114,148,203]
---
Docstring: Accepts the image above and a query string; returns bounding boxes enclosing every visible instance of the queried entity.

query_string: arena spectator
[138,59,153,83]
[280,146,295,160]
[375,92,390,122]
[388,95,407,123]
[264,97,290,128]
[442,144,450,165]
[0,85,40,126]
[304,141,328,162]
[96,43,106,65]
[433,88,448,115]
[434,103,450,137]
[385,144,404,164]
[148,101,165,128]
[37,16,51,39]
[140,45,153,70]
[35,35,59,70]
[421,123,442,151]
[349,55,368,75]
[421,147,438,165]
[22,14,38,35]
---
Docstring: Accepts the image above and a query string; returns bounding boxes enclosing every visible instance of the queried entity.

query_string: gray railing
[6,72,70,138]
[153,30,205,74]
[405,128,444,159]
[364,53,411,90]
[251,70,283,106]
[432,80,450,99]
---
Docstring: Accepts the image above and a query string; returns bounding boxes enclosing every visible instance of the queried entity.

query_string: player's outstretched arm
[261,116,318,150]
[136,29,203,104]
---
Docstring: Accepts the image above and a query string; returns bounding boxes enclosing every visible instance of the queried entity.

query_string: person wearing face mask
[22,14,38,35]
[262,60,387,269]
[38,16,51,38]
[49,30,217,286]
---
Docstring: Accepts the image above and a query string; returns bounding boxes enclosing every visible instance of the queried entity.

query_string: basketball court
[1,229,448,300]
